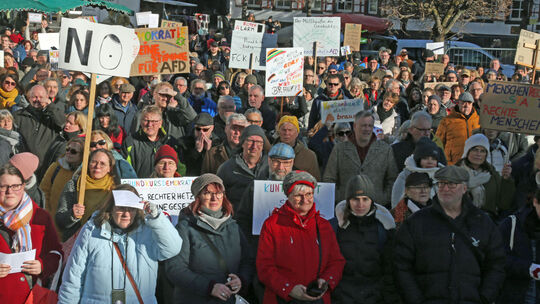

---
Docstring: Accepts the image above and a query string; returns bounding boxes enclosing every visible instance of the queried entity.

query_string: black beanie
[413,137,440,165]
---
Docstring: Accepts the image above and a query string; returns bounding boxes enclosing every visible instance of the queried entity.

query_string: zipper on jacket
[451,232,456,252]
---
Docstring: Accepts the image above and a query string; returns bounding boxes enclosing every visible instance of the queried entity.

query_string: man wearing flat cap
[110,83,138,133]
[393,165,505,304]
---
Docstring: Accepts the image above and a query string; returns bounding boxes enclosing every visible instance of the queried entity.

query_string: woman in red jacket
[0,161,62,304]
[257,171,345,304]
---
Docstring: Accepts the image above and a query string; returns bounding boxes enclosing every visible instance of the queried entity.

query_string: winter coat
[393,197,506,304]
[497,206,540,304]
[58,212,182,304]
[111,149,138,179]
[435,106,481,165]
[391,155,444,208]
[40,158,76,221]
[0,127,25,155]
[373,105,401,142]
[217,153,268,208]
[13,103,65,167]
[511,144,538,209]
[323,139,398,205]
[37,130,80,180]
[0,201,62,304]
[178,131,221,176]
[391,133,446,173]
[428,107,447,132]
[391,198,432,229]
[201,141,235,174]
[110,97,138,135]
[165,208,254,304]
[286,139,321,181]
[332,201,399,304]
[308,88,353,130]
[257,202,346,304]
[188,94,218,117]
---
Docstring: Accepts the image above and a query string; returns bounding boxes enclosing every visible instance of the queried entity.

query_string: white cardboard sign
[265,47,304,97]
[136,11,151,26]
[148,14,160,28]
[252,180,335,235]
[293,17,340,57]
[59,18,140,78]
[230,21,265,70]
[0,51,3,68]
[426,42,445,55]
[38,33,60,50]
[320,98,365,124]
[29,13,42,23]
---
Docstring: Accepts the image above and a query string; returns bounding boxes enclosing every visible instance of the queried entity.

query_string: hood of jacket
[404,154,445,178]
[335,200,395,230]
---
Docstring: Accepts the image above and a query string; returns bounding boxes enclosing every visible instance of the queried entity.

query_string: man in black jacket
[393,166,506,304]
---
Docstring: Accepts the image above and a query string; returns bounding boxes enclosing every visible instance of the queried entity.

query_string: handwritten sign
[480,80,540,135]
[293,17,340,57]
[515,29,540,68]
[59,18,139,78]
[230,21,265,70]
[426,42,444,55]
[136,11,151,26]
[49,50,59,70]
[425,62,445,76]
[265,48,304,97]
[423,82,458,90]
[130,26,189,76]
[252,180,335,235]
[121,177,196,224]
[161,20,183,28]
[343,23,362,52]
[321,99,364,124]
[29,13,42,23]
[341,45,351,56]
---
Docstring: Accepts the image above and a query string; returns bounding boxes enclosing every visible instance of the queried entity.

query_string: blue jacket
[58,212,182,304]
[188,95,217,117]
[111,97,138,134]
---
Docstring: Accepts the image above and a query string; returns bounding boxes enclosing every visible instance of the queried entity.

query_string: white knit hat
[461,133,491,160]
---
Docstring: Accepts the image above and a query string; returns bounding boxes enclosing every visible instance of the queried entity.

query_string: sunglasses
[327,82,340,87]
[195,127,211,132]
[219,86,229,90]
[90,140,107,148]
[3,80,16,86]
[337,130,351,137]
[66,148,80,154]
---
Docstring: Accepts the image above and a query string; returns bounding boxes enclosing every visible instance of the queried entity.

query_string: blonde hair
[66,111,88,133]
[91,130,114,150]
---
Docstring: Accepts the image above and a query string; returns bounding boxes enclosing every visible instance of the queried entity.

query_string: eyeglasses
[336,130,351,137]
[195,127,212,132]
[327,82,340,87]
[293,192,314,200]
[3,80,16,86]
[245,139,264,146]
[408,185,431,191]
[90,140,107,148]
[436,182,459,190]
[143,119,162,125]
[414,126,432,133]
[201,191,224,198]
[0,183,24,192]
[66,148,80,154]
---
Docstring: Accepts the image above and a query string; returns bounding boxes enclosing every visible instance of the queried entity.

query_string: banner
[479,80,540,135]
[230,21,265,70]
[343,23,362,52]
[320,98,364,124]
[130,26,190,76]
[426,42,444,55]
[293,17,340,57]
[423,82,457,90]
[252,180,335,235]
[59,18,139,77]
[265,48,304,97]
[121,177,196,225]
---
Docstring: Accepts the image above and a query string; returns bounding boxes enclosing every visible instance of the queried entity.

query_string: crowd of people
[0,11,540,304]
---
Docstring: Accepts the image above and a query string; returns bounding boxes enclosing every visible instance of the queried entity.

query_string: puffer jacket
[165,207,254,304]
[435,106,480,165]
[332,201,399,304]
[393,197,506,304]
[58,212,182,304]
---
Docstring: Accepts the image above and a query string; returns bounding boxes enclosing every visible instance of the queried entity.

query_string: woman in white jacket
[373,92,401,143]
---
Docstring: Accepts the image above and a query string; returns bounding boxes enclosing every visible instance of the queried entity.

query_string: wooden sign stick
[531,40,540,84]
[313,41,318,78]
[76,73,97,215]
[280,96,284,116]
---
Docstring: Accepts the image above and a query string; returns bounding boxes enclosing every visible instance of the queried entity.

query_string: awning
[143,0,197,7]
[326,13,392,34]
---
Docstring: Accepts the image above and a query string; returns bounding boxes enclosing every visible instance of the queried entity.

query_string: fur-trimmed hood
[335,200,395,230]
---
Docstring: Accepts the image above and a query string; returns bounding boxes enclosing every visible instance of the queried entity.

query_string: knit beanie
[282,170,317,195]
[413,137,441,165]
[240,125,266,145]
[277,115,300,133]
[405,172,433,187]
[9,152,39,181]
[462,133,491,159]
[191,173,224,197]
[214,71,226,81]
[154,144,178,165]
[345,174,375,201]
[245,74,258,85]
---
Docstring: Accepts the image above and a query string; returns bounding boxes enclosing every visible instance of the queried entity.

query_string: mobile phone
[111,289,125,304]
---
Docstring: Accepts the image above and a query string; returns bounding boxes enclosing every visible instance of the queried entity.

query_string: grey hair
[190,79,206,92]
[174,76,187,86]
[288,184,313,198]
[0,109,14,122]
[410,111,432,127]
[41,77,60,88]
[385,78,399,90]
[217,95,235,108]
[226,113,247,125]
[248,84,264,96]
[244,108,262,117]
[354,110,375,123]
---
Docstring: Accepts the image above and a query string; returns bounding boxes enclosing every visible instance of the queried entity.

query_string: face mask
[150,79,159,86]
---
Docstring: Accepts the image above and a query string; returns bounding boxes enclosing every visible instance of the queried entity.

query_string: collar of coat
[335,200,395,230]
[274,201,319,229]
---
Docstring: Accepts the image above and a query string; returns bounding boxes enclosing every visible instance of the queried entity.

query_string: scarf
[0,193,33,252]
[77,174,115,225]
[461,164,491,208]
[0,87,18,109]
[198,206,230,230]
[377,105,394,123]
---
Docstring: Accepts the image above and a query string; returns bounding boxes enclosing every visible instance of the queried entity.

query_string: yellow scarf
[77,174,115,225]
[0,87,18,109]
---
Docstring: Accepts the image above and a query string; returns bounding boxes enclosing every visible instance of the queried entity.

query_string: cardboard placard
[29,13,42,23]
[230,21,266,70]
[293,17,340,57]
[121,177,196,225]
[424,62,445,76]
[161,20,183,28]
[426,42,445,55]
[130,26,190,76]
[252,180,335,235]
[423,82,458,90]
[49,50,59,70]
[59,18,140,78]
[265,48,304,97]
[515,29,540,69]
[343,23,362,52]
[38,33,59,50]
[479,80,540,135]
[320,98,365,124]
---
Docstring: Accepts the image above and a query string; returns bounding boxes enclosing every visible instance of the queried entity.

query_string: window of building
[337,0,353,12]
[275,0,292,9]
[510,0,524,20]
[368,0,378,14]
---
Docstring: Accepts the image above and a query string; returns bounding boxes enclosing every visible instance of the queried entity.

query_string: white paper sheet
[113,190,144,209]
[0,249,36,274]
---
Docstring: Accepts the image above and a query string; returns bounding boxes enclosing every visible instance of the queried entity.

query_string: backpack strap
[50,164,62,185]
[509,215,517,251]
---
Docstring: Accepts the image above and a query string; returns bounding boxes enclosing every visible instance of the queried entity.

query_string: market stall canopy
[143,0,197,7]
[84,0,133,14]
[0,0,132,14]
[326,13,391,34]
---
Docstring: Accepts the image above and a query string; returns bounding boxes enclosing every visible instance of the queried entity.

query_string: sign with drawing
[265,48,304,97]
[293,17,340,57]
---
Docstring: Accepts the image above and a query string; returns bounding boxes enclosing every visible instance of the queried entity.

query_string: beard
[270,171,286,181]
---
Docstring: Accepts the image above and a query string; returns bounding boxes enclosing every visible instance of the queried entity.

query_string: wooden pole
[531,39,540,84]
[280,96,284,116]
[76,73,97,215]
[505,132,514,164]
[249,53,255,72]
[313,41,317,79]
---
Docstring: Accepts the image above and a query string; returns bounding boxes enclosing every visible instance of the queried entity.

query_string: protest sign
[59,18,139,78]
[479,80,540,135]
[148,14,159,28]
[423,82,457,90]
[29,13,42,23]
[233,20,265,32]
[293,17,340,57]
[265,48,304,97]
[230,21,265,70]
[343,23,362,52]
[79,16,97,23]
[121,177,196,224]
[0,51,3,68]
[136,11,151,26]
[130,26,190,76]
[161,20,183,28]
[252,181,335,235]
[49,50,59,70]
[320,98,364,124]
[425,62,445,76]
[515,29,540,68]
[38,33,59,50]
[426,42,445,55]
[341,45,351,56]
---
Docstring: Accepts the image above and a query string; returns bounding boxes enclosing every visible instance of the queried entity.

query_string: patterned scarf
[0,193,33,252]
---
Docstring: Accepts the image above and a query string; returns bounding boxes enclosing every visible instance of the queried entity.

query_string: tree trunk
[432,25,446,42]
[306,0,313,16]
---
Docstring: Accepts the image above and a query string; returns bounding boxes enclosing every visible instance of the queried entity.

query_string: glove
[529,263,540,280]
[145,202,160,219]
